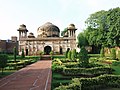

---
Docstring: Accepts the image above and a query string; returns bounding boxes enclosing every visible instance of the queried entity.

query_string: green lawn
[111,65,120,75]
[0,70,16,78]
[101,88,120,90]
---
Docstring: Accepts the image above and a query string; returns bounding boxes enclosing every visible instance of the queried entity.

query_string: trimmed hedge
[55,74,120,90]
[63,67,113,76]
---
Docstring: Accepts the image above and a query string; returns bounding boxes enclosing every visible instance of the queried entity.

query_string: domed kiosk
[17,22,77,55]
[37,22,60,38]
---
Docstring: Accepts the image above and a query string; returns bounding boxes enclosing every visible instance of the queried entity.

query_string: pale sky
[0,0,120,40]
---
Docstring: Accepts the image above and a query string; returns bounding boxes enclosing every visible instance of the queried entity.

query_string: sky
[0,0,120,40]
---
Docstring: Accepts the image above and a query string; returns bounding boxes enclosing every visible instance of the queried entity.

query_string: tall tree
[77,32,88,48]
[106,7,120,47]
[84,7,120,49]
[85,10,108,47]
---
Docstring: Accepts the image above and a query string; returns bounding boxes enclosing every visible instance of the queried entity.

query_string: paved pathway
[0,60,52,90]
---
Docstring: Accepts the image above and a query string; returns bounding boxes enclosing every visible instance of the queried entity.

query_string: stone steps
[41,55,51,60]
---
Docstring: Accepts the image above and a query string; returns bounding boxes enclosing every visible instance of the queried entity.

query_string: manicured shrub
[118,50,120,60]
[13,47,17,62]
[55,74,120,90]
[67,50,71,60]
[71,49,77,61]
[79,46,89,67]
[100,47,105,57]
[63,67,113,76]
[50,51,54,59]
[111,48,116,60]
[0,54,8,74]
[13,47,17,69]
[65,48,70,58]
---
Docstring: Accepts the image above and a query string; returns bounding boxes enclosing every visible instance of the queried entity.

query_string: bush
[71,49,77,61]
[112,61,120,66]
[67,50,71,60]
[100,47,105,57]
[111,48,116,60]
[118,50,120,60]
[0,54,8,74]
[79,46,89,67]
[65,48,70,58]
[55,74,120,90]
[63,67,113,76]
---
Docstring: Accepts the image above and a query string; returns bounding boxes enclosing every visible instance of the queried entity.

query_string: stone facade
[0,36,18,54]
[17,22,77,55]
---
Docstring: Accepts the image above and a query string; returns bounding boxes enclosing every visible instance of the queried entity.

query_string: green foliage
[52,59,64,73]
[63,67,112,76]
[55,74,120,90]
[65,48,70,58]
[85,10,108,47]
[64,51,68,58]
[79,46,89,67]
[39,51,44,55]
[0,54,8,74]
[21,49,25,58]
[67,50,71,60]
[13,47,17,62]
[71,49,77,61]
[13,47,17,69]
[77,32,88,48]
[118,51,120,60]
[112,61,120,66]
[61,28,68,37]
[111,48,116,59]
[106,7,120,47]
[100,47,105,57]
[50,51,54,59]
[80,7,120,48]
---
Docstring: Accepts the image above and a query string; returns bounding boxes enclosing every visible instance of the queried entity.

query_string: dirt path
[0,60,52,90]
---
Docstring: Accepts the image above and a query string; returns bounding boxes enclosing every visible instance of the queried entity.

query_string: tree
[85,7,120,48]
[106,7,120,47]
[0,54,8,74]
[77,32,88,48]
[85,10,108,47]
[79,46,89,67]
[61,28,68,37]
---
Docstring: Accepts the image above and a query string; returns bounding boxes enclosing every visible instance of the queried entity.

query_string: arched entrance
[44,46,51,55]
[60,46,63,54]
[26,49,28,56]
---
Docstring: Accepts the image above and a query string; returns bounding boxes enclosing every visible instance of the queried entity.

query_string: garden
[51,7,120,90]
[0,48,40,78]
[52,47,120,90]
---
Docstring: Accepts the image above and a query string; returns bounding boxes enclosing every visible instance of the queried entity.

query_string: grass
[0,70,16,78]
[52,72,72,90]
[111,65,120,75]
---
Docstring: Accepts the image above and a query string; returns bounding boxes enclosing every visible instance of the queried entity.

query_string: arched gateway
[44,46,51,55]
